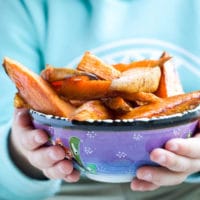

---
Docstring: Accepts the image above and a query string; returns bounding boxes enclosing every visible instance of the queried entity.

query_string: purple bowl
[29,106,200,183]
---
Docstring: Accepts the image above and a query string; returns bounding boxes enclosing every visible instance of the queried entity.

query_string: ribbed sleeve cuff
[0,121,61,200]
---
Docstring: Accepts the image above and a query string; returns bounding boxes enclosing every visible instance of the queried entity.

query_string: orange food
[70,100,112,121]
[51,75,111,100]
[118,92,162,104]
[14,93,30,109]
[2,51,199,121]
[155,52,184,98]
[41,65,97,82]
[113,55,171,72]
[118,90,200,119]
[102,97,133,114]
[110,66,161,93]
[77,51,121,80]
[3,57,75,117]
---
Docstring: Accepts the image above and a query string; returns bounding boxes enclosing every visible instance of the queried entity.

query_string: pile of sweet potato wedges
[2,51,200,121]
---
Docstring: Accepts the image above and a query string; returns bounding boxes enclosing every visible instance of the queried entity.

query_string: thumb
[13,108,32,128]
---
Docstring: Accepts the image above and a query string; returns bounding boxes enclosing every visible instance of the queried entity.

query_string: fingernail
[157,155,166,164]
[65,175,74,182]
[58,165,67,174]
[168,143,178,151]
[141,172,152,181]
[15,110,24,119]
[48,151,59,161]
[34,135,45,144]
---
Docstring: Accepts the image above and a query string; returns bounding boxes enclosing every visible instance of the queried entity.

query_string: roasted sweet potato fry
[102,97,133,114]
[14,93,30,108]
[110,66,161,93]
[41,65,97,82]
[69,100,87,107]
[118,90,200,119]
[113,55,171,72]
[3,57,75,117]
[77,51,121,80]
[70,100,112,121]
[51,75,111,100]
[3,51,199,121]
[118,92,162,104]
[155,52,184,98]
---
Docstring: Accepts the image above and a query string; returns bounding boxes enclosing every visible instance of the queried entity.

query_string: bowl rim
[29,105,200,130]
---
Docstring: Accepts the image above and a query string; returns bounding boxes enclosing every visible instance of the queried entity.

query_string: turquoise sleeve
[186,173,200,183]
[0,1,61,199]
[0,121,62,200]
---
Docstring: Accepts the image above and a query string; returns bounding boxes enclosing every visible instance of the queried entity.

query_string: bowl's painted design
[30,106,200,183]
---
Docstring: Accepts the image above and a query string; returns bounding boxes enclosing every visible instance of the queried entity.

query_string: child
[1,0,200,199]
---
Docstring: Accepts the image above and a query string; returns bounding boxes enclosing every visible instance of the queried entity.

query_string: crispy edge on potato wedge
[69,100,112,121]
[118,92,162,104]
[118,90,200,119]
[41,65,97,82]
[102,96,133,114]
[3,57,75,117]
[51,75,111,100]
[77,51,121,80]
[113,55,171,72]
[14,93,30,109]
[110,66,161,93]
[155,52,184,98]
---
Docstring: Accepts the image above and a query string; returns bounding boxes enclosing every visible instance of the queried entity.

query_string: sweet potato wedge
[118,90,200,119]
[70,100,112,121]
[51,75,111,100]
[118,92,162,104]
[113,55,171,72]
[102,97,133,114]
[77,51,121,80]
[3,57,75,117]
[41,65,97,82]
[110,66,161,93]
[155,52,184,98]
[14,93,30,109]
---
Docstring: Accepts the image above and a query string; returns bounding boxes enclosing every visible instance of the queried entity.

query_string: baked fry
[118,90,200,119]
[118,92,162,104]
[113,55,171,72]
[51,75,111,100]
[155,52,184,97]
[14,93,30,108]
[70,100,112,121]
[3,51,199,121]
[110,66,161,93]
[77,51,121,80]
[3,57,75,117]
[102,97,133,114]
[41,65,97,82]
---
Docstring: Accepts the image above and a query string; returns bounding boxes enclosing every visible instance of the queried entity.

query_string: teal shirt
[1,0,200,199]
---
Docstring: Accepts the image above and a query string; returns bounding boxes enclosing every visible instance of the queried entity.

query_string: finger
[42,160,73,179]
[165,134,200,159]
[136,166,187,186]
[21,129,49,151]
[13,108,32,129]
[150,148,200,173]
[63,169,80,183]
[130,178,160,191]
[27,145,66,169]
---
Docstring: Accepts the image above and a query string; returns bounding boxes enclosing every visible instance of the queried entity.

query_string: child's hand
[131,122,200,191]
[10,108,80,182]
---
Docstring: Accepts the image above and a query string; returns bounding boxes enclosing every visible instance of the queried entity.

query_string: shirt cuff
[0,121,61,200]
[186,172,200,183]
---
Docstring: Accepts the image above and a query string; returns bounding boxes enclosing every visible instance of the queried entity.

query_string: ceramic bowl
[29,106,200,183]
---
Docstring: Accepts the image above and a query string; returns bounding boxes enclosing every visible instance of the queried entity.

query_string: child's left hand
[130,123,200,191]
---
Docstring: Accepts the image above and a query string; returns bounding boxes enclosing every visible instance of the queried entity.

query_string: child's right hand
[10,108,80,182]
